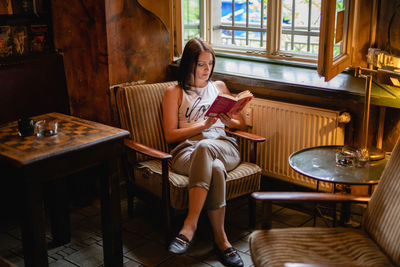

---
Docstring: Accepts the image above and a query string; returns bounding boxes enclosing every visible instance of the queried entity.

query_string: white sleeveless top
[178,81,225,129]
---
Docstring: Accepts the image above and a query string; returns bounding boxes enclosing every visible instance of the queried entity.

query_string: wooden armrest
[251,192,370,203]
[225,128,265,142]
[124,139,172,160]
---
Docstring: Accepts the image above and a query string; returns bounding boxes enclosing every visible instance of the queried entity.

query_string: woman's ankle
[179,224,197,241]
[214,236,231,251]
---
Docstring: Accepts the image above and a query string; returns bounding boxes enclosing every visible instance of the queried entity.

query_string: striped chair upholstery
[249,137,400,267]
[115,81,262,211]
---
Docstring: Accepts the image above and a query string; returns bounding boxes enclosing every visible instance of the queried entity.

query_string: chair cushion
[134,160,262,210]
[249,227,394,267]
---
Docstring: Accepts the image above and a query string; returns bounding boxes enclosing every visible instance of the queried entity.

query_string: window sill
[169,55,400,109]
[215,51,318,70]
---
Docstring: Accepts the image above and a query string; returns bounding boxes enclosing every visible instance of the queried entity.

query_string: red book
[205,90,253,118]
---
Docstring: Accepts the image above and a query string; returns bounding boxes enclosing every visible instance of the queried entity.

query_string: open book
[205,90,253,118]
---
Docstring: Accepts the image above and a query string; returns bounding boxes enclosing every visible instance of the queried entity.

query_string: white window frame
[174,0,329,63]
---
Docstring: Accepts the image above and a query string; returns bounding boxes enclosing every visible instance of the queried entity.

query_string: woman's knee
[203,159,226,210]
[212,159,225,177]
[190,140,215,162]
[194,140,213,152]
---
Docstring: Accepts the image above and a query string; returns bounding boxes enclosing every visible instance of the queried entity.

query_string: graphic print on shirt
[185,97,210,122]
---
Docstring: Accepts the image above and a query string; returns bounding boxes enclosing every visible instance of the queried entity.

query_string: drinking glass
[35,120,58,136]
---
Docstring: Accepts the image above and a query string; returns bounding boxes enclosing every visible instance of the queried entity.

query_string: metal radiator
[243,98,346,191]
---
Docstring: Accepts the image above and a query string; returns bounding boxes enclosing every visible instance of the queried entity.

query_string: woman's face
[193,51,213,87]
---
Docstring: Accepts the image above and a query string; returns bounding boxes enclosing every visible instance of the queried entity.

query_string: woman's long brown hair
[178,38,215,91]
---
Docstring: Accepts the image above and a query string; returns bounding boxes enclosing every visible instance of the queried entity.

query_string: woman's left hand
[219,113,234,128]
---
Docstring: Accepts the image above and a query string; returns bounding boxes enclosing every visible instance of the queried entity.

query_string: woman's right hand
[204,116,218,129]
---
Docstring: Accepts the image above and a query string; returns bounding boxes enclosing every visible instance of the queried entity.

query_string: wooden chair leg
[161,160,172,243]
[127,184,134,218]
[262,201,272,229]
[122,154,134,218]
[248,195,256,228]
[164,201,172,244]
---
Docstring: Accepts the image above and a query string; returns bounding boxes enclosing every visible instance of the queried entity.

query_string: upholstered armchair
[248,138,400,267]
[112,81,265,241]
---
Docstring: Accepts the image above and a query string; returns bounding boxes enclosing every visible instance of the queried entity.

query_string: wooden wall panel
[106,0,171,86]
[350,0,374,68]
[376,0,400,56]
[376,0,400,151]
[51,0,112,124]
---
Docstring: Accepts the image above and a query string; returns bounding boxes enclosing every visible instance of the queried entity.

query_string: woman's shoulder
[166,83,182,92]
[212,80,229,94]
[212,80,226,87]
[164,84,183,105]
[165,84,183,96]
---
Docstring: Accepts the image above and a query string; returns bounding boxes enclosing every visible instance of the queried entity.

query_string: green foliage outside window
[183,0,201,43]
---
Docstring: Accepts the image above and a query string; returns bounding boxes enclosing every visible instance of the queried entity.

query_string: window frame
[172,0,369,83]
[175,0,326,63]
[317,0,355,81]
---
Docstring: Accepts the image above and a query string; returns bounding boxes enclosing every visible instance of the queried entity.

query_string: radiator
[244,98,346,192]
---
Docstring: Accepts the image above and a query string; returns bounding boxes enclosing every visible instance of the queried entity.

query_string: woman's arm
[214,81,247,130]
[162,85,218,144]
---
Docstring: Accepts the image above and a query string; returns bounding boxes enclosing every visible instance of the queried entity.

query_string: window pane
[281,0,321,56]
[333,0,347,58]
[212,0,267,49]
[183,0,201,44]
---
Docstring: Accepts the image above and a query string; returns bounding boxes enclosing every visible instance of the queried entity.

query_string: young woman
[162,38,246,267]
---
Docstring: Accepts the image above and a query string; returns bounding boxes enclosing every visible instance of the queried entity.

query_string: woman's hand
[219,113,234,128]
[204,116,218,129]
[214,81,247,130]
[219,112,247,130]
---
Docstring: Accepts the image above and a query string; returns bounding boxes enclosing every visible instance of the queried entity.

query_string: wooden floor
[0,192,348,267]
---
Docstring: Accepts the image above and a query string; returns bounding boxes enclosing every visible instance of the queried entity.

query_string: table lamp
[354,48,400,163]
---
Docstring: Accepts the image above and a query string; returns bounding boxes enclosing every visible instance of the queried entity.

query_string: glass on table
[35,120,58,136]
[355,148,370,167]
[335,147,356,167]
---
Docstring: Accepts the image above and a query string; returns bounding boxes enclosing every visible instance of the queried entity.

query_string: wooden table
[0,112,129,267]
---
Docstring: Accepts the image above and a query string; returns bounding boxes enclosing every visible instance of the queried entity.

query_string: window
[174,0,357,81]
[317,0,353,81]
[176,0,345,62]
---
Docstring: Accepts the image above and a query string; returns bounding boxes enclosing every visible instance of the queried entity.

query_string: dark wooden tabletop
[0,112,129,167]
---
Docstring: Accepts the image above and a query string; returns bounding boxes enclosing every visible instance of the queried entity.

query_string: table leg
[21,178,49,267]
[332,184,337,227]
[45,178,71,246]
[100,160,123,267]
[339,185,351,225]
[313,181,320,226]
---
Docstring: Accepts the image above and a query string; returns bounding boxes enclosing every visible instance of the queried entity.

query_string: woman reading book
[162,38,246,267]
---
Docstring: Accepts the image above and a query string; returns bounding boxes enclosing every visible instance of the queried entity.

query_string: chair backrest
[363,137,400,266]
[115,81,177,154]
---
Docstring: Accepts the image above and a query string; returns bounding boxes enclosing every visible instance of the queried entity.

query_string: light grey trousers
[170,127,240,210]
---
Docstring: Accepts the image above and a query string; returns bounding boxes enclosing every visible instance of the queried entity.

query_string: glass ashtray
[35,120,58,137]
[335,148,356,167]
